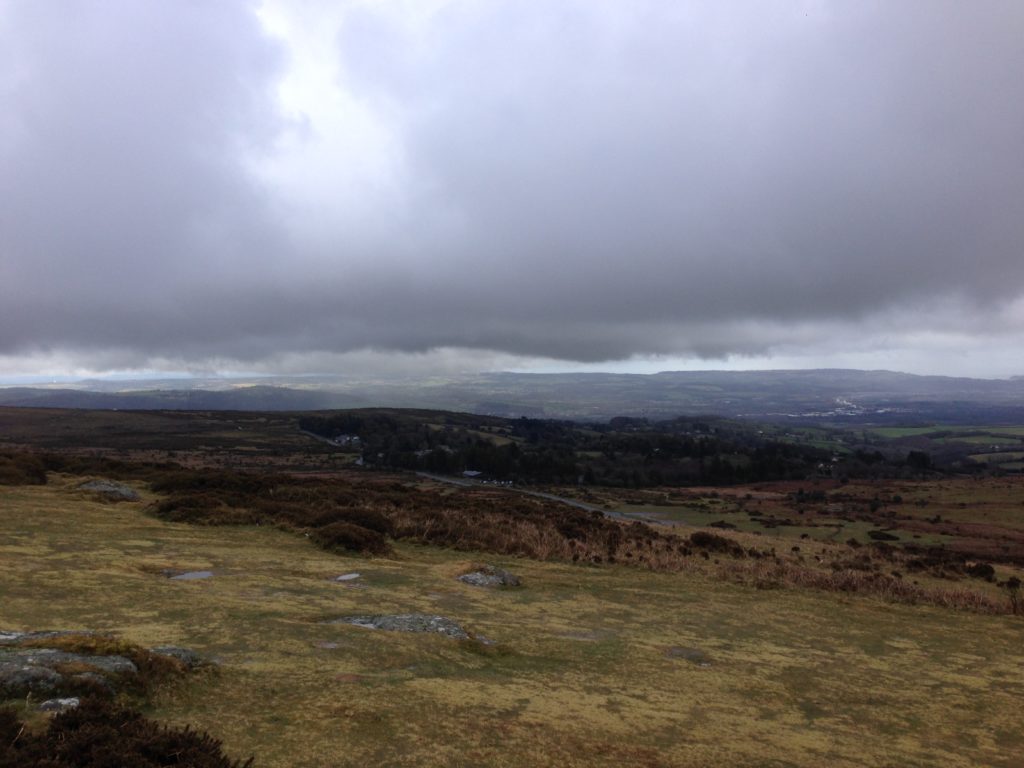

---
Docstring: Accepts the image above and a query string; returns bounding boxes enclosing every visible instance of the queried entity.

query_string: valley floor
[2,477,1022,767]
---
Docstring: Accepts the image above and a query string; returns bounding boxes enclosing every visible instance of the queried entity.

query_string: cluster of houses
[331,434,361,447]
[461,470,513,486]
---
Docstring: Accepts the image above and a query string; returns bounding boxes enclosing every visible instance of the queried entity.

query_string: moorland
[1,404,1023,767]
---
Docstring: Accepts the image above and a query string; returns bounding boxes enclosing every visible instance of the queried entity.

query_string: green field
[934,435,1023,446]
[969,452,1024,464]
[3,477,1023,767]
[870,425,1024,439]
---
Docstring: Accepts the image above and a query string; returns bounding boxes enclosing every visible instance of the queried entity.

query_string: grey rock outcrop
[3,648,137,675]
[1,630,205,702]
[38,697,80,712]
[0,630,98,645]
[458,565,521,588]
[0,647,137,699]
[331,614,470,640]
[78,479,140,501]
[0,662,63,696]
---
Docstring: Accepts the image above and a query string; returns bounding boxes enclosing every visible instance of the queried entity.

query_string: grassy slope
[2,477,1022,767]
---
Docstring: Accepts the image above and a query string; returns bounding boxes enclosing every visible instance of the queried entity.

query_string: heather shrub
[256,501,338,528]
[688,531,746,558]
[312,521,391,555]
[0,452,47,485]
[965,562,995,581]
[331,506,394,536]
[153,495,260,525]
[0,698,252,768]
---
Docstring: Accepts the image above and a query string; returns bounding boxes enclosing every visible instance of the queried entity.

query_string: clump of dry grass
[384,498,701,569]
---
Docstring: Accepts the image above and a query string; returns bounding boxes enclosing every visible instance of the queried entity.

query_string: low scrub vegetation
[311,521,390,555]
[0,452,47,486]
[716,558,1011,614]
[3,449,1021,614]
[0,699,251,768]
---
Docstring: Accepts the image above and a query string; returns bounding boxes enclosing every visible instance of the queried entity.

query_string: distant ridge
[0,385,364,412]
[2,369,1023,424]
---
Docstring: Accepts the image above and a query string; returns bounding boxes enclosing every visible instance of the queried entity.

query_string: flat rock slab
[77,479,140,501]
[457,565,521,588]
[331,614,470,640]
[1,648,137,675]
[169,570,214,581]
[333,573,361,582]
[0,630,97,645]
[664,646,712,666]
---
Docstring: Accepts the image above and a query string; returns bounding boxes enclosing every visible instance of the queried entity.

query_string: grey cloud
[1,1,285,344]
[341,1,1024,312]
[2,1,1023,373]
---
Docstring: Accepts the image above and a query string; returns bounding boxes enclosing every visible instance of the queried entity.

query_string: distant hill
[2,369,1023,424]
[0,385,364,412]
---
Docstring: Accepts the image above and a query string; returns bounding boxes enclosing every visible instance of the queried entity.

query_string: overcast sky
[2,0,1023,380]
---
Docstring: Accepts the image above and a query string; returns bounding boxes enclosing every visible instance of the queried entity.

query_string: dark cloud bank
[2,1,1023,374]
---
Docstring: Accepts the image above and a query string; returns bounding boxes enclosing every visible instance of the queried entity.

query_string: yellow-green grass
[2,477,1023,767]
[983,427,1024,437]
[934,435,1023,446]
